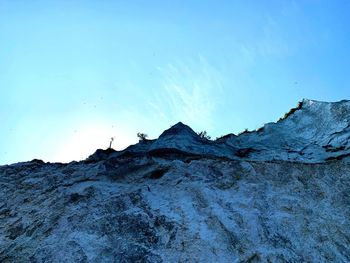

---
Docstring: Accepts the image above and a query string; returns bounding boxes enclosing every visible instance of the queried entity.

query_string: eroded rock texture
[1,99,350,262]
[1,156,349,262]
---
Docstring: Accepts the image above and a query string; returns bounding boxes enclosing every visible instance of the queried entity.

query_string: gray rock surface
[224,99,350,162]
[99,99,350,163]
[1,99,350,262]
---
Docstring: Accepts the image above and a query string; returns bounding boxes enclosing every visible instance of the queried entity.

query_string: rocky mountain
[89,99,350,164]
[1,99,350,262]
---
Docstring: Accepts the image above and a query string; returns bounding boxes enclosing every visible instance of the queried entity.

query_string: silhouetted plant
[198,131,211,140]
[238,128,249,136]
[278,101,303,122]
[109,137,114,148]
[137,132,148,141]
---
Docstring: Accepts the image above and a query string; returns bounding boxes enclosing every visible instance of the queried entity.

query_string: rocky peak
[158,122,199,139]
[1,99,350,262]
[84,99,350,163]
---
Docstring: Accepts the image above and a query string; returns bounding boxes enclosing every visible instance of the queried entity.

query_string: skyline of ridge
[3,98,350,165]
[1,1,350,164]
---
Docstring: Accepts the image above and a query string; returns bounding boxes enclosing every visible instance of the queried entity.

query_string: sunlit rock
[1,100,350,262]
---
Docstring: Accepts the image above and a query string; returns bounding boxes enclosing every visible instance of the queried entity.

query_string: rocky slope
[90,99,350,163]
[1,99,350,262]
[224,99,350,162]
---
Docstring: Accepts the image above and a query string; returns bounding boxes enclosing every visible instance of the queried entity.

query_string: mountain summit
[88,99,350,163]
[158,122,199,138]
[1,99,350,262]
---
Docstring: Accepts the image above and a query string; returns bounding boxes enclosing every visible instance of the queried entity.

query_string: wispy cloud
[149,57,224,130]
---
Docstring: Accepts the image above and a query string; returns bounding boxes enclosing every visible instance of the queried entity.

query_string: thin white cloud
[149,57,224,130]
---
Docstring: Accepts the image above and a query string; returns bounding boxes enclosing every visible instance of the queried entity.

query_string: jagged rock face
[225,99,350,162]
[1,155,350,262]
[1,100,350,262]
[99,99,350,163]
[112,122,237,161]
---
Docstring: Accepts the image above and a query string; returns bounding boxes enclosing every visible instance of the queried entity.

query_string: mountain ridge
[85,99,350,164]
[1,99,350,262]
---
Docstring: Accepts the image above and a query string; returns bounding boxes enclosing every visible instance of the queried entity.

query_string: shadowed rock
[1,99,350,262]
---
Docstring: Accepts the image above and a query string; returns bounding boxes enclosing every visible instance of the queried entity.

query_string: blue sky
[1,0,350,164]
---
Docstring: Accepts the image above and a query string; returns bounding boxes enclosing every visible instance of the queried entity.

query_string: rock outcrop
[224,99,350,162]
[1,99,350,262]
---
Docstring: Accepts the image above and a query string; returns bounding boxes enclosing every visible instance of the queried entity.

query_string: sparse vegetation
[137,132,148,142]
[238,128,250,136]
[108,137,114,149]
[198,131,211,140]
[278,101,303,122]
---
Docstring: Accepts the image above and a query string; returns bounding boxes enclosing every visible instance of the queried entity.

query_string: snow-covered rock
[1,99,350,262]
